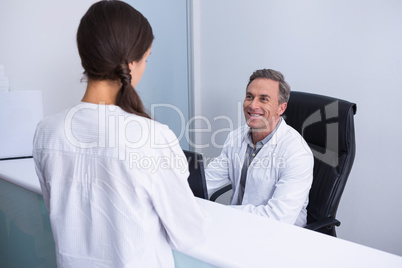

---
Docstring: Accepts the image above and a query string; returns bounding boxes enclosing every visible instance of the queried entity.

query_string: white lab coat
[206,119,314,227]
[33,102,209,268]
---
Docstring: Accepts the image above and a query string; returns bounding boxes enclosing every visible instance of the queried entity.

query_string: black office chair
[284,91,357,236]
[183,150,209,199]
[210,91,357,237]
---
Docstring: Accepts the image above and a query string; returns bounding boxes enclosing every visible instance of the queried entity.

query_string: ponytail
[77,0,154,119]
[115,63,151,119]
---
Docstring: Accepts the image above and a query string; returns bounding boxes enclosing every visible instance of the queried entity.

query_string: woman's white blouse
[33,102,208,268]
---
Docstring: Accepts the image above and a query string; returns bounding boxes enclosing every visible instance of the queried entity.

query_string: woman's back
[33,103,207,267]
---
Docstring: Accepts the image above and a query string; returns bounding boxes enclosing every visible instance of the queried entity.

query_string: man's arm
[204,133,235,198]
[232,150,313,226]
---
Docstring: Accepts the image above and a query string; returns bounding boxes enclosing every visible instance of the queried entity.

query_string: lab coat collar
[242,117,286,147]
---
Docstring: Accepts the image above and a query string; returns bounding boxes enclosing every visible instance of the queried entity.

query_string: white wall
[126,0,191,149]
[192,0,402,256]
[0,0,95,115]
[0,0,191,148]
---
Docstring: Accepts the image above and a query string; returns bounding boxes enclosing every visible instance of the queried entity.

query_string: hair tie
[115,63,131,88]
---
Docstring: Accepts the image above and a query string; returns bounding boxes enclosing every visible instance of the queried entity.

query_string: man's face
[243,78,287,134]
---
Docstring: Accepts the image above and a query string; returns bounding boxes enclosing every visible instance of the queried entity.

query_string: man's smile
[247,112,263,118]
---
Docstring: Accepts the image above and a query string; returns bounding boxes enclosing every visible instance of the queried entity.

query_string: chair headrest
[283,91,356,156]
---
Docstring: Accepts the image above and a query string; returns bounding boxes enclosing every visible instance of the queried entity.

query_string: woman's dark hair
[77,0,154,118]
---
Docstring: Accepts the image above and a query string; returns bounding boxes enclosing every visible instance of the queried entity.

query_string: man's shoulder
[279,120,302,138]
[276,120,312,154]
[223,125,248,144]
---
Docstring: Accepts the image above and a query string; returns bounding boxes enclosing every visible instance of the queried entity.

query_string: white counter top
[0,158,40,194]
[187,199,402,267]
[1,158,402,267]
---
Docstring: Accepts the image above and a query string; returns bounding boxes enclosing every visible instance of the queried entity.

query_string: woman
[33,1,208,267]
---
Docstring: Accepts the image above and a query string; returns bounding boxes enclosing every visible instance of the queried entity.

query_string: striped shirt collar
[245,117,283,149]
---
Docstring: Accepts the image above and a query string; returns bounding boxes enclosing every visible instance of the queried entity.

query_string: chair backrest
[283,91,357,234]
[183,150,209,199]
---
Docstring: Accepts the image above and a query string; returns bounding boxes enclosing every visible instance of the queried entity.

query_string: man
[205,69,314,227]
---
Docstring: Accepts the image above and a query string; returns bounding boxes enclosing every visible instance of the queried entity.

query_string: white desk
[1,158,402,267]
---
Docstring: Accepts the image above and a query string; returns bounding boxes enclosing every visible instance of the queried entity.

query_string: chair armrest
[304,218,341,231]
[209,184,232,202]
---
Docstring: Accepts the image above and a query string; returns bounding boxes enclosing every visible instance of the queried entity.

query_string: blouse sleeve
[32,123,51,213]
[150,127,210,251]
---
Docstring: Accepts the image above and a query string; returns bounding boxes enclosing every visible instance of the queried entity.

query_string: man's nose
[249,98,259,110]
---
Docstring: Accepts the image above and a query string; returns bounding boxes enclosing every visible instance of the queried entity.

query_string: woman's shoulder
[36,108,70,133]
[148,120,180,149]
[115,109,180,149]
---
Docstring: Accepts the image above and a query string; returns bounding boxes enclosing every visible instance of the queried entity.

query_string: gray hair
[246,69,291,104]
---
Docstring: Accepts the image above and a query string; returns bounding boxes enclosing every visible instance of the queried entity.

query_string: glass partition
[0,179,56,267]
[0,178,214,267]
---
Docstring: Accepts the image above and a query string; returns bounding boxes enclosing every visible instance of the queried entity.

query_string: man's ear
[278,102,287,116]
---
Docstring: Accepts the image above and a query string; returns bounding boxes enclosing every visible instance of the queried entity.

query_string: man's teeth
[250,113,260,117]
